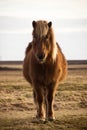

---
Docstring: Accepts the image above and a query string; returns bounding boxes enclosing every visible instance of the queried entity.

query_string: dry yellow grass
[0,62,87,130]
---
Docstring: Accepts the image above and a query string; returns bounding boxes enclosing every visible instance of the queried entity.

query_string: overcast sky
[0,0,87,60]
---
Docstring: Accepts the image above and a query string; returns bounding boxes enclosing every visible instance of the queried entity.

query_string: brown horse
[23,20,67,121]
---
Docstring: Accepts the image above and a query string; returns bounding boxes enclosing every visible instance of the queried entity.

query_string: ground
[0,61,87,130]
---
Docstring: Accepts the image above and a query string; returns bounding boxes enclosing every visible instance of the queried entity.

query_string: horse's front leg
[46,83,57,121]
[34,86,45,121]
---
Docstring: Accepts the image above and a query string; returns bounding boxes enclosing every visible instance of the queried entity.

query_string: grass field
[0,61,87,130]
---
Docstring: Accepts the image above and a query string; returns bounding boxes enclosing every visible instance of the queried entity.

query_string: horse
[23,20,67,121]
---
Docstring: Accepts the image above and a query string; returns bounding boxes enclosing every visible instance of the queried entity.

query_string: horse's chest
[32,62,58,85]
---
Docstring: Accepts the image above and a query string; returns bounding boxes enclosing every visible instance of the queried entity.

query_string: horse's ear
[48,22,52,28]
[32,21,36,28]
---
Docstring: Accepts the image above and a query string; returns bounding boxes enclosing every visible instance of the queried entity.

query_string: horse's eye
[44,35,48,40]
[34,35,37,39]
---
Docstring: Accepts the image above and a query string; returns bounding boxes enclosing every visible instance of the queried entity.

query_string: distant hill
[67,60,87,65]
[0,60,87,65]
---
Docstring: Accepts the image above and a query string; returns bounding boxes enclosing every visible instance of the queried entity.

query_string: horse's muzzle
[36,53,46,63]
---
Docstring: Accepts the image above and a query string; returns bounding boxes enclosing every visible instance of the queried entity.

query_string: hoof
[38,118,46,123]
[32,117,46,123]
[47,116,55,121]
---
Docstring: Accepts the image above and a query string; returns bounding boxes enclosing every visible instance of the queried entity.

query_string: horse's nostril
[38,54,45,60]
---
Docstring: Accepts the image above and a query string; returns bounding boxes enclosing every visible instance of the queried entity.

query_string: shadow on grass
[0,115,87,130]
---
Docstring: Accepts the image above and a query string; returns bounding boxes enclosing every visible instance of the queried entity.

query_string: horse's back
[56,43,67,82]
[23,43,32,83]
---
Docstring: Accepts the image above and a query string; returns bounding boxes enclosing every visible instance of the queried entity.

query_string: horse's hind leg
[34,87,45,121]
[33,90,37,104]
[33,90,38,116]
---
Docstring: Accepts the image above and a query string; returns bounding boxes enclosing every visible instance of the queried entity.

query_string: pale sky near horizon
[0,0,87,60]
[0,0,87,19]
